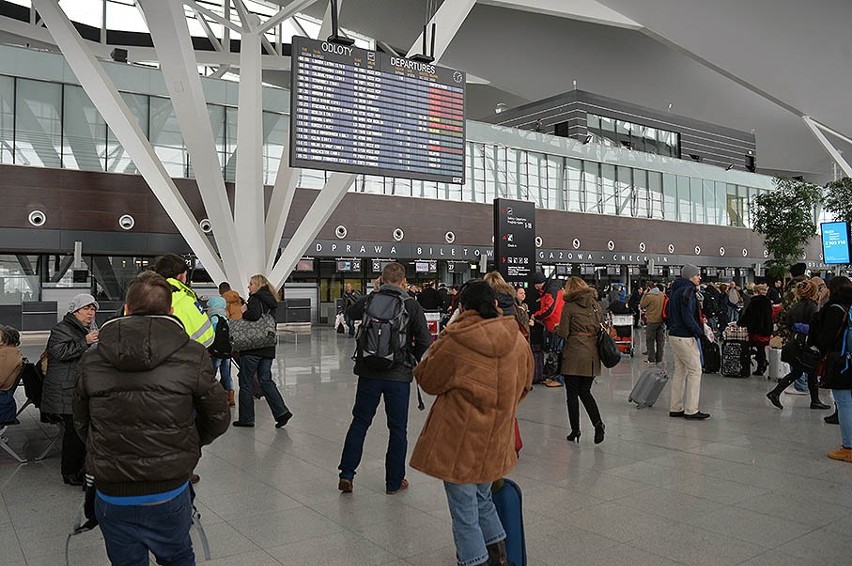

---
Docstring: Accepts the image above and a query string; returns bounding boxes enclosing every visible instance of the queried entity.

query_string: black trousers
[564,375,602,432]
[61,414,86,477]
[772,362,821,403]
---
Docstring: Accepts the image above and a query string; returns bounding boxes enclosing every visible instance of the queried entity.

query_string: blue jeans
[237,355,289,424]
[345,314,356,337]
[338,377,410,492]
[794,374,809,391]
[443,481,506,566]
[211,357,232,391]
[832,390,852,448]
[95,488,194,566]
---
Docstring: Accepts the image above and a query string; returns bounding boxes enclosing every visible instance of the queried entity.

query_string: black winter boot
[486,540,509,566]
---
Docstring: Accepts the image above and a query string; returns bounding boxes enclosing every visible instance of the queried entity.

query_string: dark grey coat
[42,313,93,416]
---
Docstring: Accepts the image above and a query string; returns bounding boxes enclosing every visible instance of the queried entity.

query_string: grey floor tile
[565,501,681,544]
[615,484,726,523]
[686,506,811,548]
[736,490,852,528]
[355,515,453,559]
[526,524,620,565]
[198,549,283,565]
[197,487,303,521]
[573,542,685,566]
[775,524,852,563]
[631,522,766,565]
[738,548,814,566]
[231,507,345,549]
[0,526,24,565]
[266,530,395,565]
[522,482,608,521]
[666,474,770,505]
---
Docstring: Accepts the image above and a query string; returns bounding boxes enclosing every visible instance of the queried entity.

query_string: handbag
[229,312,277,351]
[598,328,621,368]
[781,338,820,370]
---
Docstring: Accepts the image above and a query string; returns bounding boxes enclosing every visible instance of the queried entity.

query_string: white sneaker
[784,386,808,396]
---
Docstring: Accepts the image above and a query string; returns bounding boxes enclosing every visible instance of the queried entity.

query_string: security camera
[199,219,212,233]
[118,214,135,230]
[28,210,46,227]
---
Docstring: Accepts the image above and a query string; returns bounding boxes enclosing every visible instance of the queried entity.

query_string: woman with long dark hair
[556,277,606,444]
[738,283,773,376]
[811,276,852,462]
[411,280,533,566]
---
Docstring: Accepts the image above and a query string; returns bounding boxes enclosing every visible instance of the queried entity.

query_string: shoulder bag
[593,305,621,368]
[229,306,277,352]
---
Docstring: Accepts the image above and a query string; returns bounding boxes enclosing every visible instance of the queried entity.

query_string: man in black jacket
[338,262,431,495]
[75,272,230,565]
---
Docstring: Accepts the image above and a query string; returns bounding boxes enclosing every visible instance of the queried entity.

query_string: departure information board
[290,36,466,183]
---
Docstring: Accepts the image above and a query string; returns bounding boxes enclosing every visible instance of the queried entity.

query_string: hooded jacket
[240,286,279,358]
[667,277,704,338]
[410,311,533,483]
[738,294,774,338]
[221,289,244,320]
[556,287,605,377]
[74,314,230,497]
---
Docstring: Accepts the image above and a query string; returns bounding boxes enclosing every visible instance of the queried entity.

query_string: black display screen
[493,198,536,286]
[290,36,466,183]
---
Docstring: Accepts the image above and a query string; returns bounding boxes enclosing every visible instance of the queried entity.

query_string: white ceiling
[292,0,852,182]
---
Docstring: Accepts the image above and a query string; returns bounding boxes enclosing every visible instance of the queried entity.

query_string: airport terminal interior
[1,0,852,565]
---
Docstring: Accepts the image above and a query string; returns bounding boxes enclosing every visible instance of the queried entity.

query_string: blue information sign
[822,221,851,264]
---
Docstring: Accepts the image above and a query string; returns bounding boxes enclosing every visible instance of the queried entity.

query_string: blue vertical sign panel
[822,221,851,264]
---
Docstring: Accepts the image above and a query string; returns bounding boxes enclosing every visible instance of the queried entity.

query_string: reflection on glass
[15,79,62,168]
[0,76,15,164]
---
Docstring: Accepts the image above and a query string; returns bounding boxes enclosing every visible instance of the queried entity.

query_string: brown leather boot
[486,540,508,566]
[227,390,235,407]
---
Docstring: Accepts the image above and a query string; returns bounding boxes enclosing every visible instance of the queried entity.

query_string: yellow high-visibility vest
[167,278,214,347]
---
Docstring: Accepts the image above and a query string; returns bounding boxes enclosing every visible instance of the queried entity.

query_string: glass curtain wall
[0,74,771,227]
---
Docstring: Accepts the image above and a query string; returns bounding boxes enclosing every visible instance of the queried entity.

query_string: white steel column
[269,173,355,289]
[233,10,267,280]
[140,0,246,286]
[803,116,852,179]
[406,0,477,62]
[265,135,299,272]
[33,0,227,283]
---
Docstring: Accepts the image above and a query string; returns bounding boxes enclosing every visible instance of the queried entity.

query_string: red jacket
[533,287,564,333]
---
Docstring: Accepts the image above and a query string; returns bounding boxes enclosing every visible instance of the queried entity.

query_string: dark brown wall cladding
[0,164,820,261]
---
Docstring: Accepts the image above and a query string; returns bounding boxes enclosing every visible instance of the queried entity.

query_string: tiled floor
[2,328,850,565]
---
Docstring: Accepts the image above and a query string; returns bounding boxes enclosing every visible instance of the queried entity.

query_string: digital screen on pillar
[336,259,361,272]
[415,261,436,273]
[493,198,536,286]
[822,221,851,264]
[295,259,315,272]
[290,36,466,183]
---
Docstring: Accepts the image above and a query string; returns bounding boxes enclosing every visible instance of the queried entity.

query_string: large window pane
[0,76,13,164]
[677,176,691,222]
[634,168,649,218]
[583,161,600,213]
[601,164,616,215]
[15,79,62,168]
[262,111,287,185]
[224,106,237,182]
[649,171,664,219]
[714,181,727,225]
[548,155,563,210]
[726,183,744,226]
[62,85,106,171]
[565,157,582,212]
[616,165,633,216]
[107,92,148,174]
[703,180,717,225]
[208,104,226,171]
[484,145,497,202]
[663,173,677,220]
[149,96,186,178]
[0,255,38,304]
[690,177,704,224]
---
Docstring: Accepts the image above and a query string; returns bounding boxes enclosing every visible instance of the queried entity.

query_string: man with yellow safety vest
[153,254,215,348]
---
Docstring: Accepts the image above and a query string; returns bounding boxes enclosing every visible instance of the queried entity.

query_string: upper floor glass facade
[585,113,681,157]
[0,67,775,230]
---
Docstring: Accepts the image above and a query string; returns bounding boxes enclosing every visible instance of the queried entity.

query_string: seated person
[0,326,23,423]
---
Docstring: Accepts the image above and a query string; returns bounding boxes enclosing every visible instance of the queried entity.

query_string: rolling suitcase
[767,347,790,381]
[701,338,721,374]
[492,478,526,566]
[628,367,668,409]
[721,340,750,378]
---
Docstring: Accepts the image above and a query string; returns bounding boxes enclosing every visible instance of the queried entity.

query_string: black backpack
[354,291,411,371]
[208,315,232,357]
